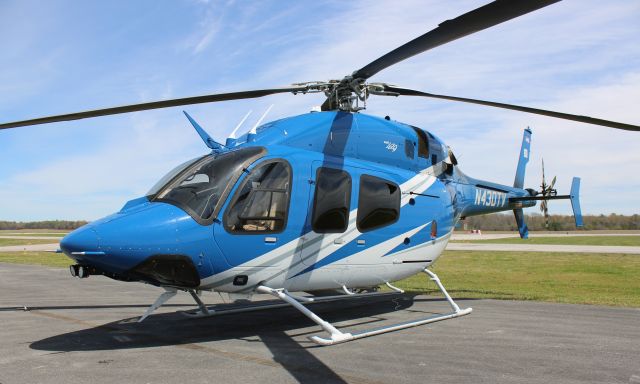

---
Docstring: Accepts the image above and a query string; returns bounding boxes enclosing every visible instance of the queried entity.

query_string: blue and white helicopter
[2,0,639,345]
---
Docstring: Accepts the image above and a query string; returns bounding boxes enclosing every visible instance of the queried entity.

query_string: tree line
[1,214,638,231]
[0,220,88,230]
[462,213,640,231]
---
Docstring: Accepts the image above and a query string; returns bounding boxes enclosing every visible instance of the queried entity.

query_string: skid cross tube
[139,288,213,322]
[424,268,461,312]
[385,281,405,293]
[139,288,177,322]
[256,286,355,344]
[188,290,211,315]
[257,269,472,346]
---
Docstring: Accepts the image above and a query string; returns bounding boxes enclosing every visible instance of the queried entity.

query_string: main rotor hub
[292,79,397,112]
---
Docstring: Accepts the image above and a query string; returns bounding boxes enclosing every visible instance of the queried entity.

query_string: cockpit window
[224,160,292,233]
[150,147,266,224]
[146,156,204,197]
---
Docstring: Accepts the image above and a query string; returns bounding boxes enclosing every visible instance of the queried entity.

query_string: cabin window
[412,127,429,158]
[404,139,415,159]
[224,160,292,233]
[357,175,401,232]
[312,168,352,233]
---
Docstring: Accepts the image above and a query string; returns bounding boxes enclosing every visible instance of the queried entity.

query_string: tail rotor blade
[544,205,550,229]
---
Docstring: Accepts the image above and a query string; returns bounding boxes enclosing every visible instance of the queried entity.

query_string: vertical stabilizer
[570,177,583,227]
[513,127,532,188]
[513,208,529,239]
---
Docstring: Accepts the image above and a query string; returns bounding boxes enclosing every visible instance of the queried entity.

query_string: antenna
[228,110,252,139]
[249,104,274,134]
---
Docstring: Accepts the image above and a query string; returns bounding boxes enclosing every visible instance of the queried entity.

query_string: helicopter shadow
[30,293,479,383]
[31,293,422,352]
[28,294,478,382]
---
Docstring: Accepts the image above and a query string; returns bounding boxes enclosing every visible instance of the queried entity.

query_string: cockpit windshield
[146,156,205,197]
[149,147,266,224]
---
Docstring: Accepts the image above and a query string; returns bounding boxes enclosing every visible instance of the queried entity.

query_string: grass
[2,249,639,308]
[0,230,69,235]
[395,250,640,307]
[0,238,61,246]
[0,252,72,268]
[0,233,66,237]
[450,235,640,246]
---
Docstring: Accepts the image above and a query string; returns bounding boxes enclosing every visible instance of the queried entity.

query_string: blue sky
[1,0,639,221]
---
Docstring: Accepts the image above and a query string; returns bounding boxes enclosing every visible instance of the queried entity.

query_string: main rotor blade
[352,0,560,81]
[0,86,306,130]
[384,86,640,132]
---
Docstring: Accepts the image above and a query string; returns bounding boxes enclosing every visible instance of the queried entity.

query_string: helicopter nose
[59,202,218,284]
[60,227,100,255]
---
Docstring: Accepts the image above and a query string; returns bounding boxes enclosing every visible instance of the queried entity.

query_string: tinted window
[312,168,352,233]
[146,156,204,197]
[152,147,265,223]
[357,175,401,232]
[428,132,443,164]
[412,127,429,158]
[404,139,414,159]
[225,160,292,233]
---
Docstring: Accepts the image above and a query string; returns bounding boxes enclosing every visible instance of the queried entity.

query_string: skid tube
[181,289,399,318]
[138,285,400,322]
[258,268,472,346]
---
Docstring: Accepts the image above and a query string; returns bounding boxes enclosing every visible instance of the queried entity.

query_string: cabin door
[213,158,308,268]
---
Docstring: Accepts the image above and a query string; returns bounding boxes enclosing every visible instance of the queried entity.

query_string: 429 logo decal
[383,140,398,152]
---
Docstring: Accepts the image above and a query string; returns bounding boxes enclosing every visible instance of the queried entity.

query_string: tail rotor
[509,131,584,237]
[539,159,557,229]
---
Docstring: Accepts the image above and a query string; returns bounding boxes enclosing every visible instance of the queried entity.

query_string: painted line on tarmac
[0,243,59,252]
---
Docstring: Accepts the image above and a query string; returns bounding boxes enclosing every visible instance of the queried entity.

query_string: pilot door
[213,158,308,268]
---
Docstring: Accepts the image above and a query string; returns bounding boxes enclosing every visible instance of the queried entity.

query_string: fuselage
[60,111,534,293]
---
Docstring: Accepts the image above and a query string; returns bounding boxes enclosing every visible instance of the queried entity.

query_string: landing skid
[138,286,398,322]
[181,290,398,318]
[259,268,471,345]
[137,269,471,346]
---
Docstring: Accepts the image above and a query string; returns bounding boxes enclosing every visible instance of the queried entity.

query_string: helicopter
[2,0,639,346]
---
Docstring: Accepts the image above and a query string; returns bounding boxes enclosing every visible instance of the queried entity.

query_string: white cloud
[1,0,639,220]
